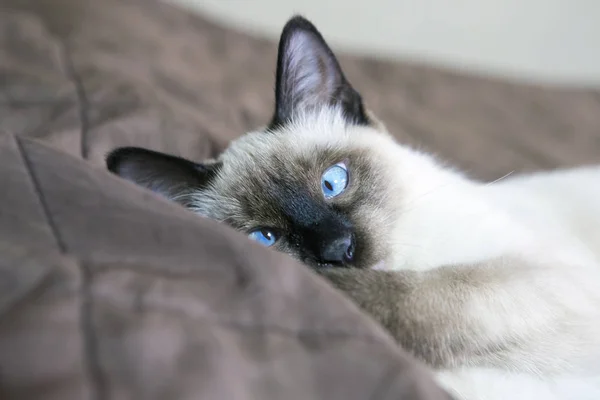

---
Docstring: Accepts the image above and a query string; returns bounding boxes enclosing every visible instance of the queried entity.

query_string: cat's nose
[321,233,355,265]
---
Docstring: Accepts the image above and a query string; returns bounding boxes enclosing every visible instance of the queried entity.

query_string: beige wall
[169,0,600,87]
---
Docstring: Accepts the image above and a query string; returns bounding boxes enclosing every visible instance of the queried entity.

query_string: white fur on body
[246,110,600,400]
[392,154,600,399]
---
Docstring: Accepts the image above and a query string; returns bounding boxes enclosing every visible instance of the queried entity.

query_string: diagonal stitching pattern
[58,43,90,160]
[14,135,106,400]
[14,135,67,253]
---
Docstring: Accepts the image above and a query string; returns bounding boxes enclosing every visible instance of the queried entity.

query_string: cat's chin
[370,260,386,270]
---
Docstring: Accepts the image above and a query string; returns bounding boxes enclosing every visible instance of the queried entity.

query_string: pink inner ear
[285,31,341,109]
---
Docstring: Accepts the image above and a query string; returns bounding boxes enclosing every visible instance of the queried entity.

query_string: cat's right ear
[106,147,220,207]
[269,15,369,129]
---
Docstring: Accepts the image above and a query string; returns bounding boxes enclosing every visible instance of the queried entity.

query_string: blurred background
[171,0,600,87]
[2,0,600,181]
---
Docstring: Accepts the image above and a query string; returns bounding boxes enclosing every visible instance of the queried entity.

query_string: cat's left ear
[106,147,220,207]
[269,16,370,128]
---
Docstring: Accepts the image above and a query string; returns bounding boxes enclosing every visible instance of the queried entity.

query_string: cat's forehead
[216,131,350,197]
[214,112,349,181]
[225,110,355,165]
[194,111,385,225]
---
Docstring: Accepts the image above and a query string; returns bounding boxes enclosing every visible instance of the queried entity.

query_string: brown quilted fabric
[1,0,599,399]
[0,131,450,399]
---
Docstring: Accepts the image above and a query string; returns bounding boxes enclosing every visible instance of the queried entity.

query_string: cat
[106,15,600,400]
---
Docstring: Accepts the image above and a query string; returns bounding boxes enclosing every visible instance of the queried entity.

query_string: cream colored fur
[256,108,600,400]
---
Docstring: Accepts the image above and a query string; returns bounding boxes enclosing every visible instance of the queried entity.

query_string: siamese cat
[106,16,600,400]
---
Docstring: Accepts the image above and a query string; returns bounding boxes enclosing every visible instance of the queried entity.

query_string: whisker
[486,171,515,186]
[399,182,456,216]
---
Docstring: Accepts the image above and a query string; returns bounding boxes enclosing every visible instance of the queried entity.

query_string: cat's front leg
[316,255,600,373]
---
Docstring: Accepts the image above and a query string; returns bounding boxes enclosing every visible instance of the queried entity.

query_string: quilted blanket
[1,0,599,399]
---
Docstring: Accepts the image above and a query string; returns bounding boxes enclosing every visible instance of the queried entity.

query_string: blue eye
[321,162,349,199]
[248,228,277,247]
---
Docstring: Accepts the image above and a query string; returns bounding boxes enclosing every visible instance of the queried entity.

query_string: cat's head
[107,16,404,269]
